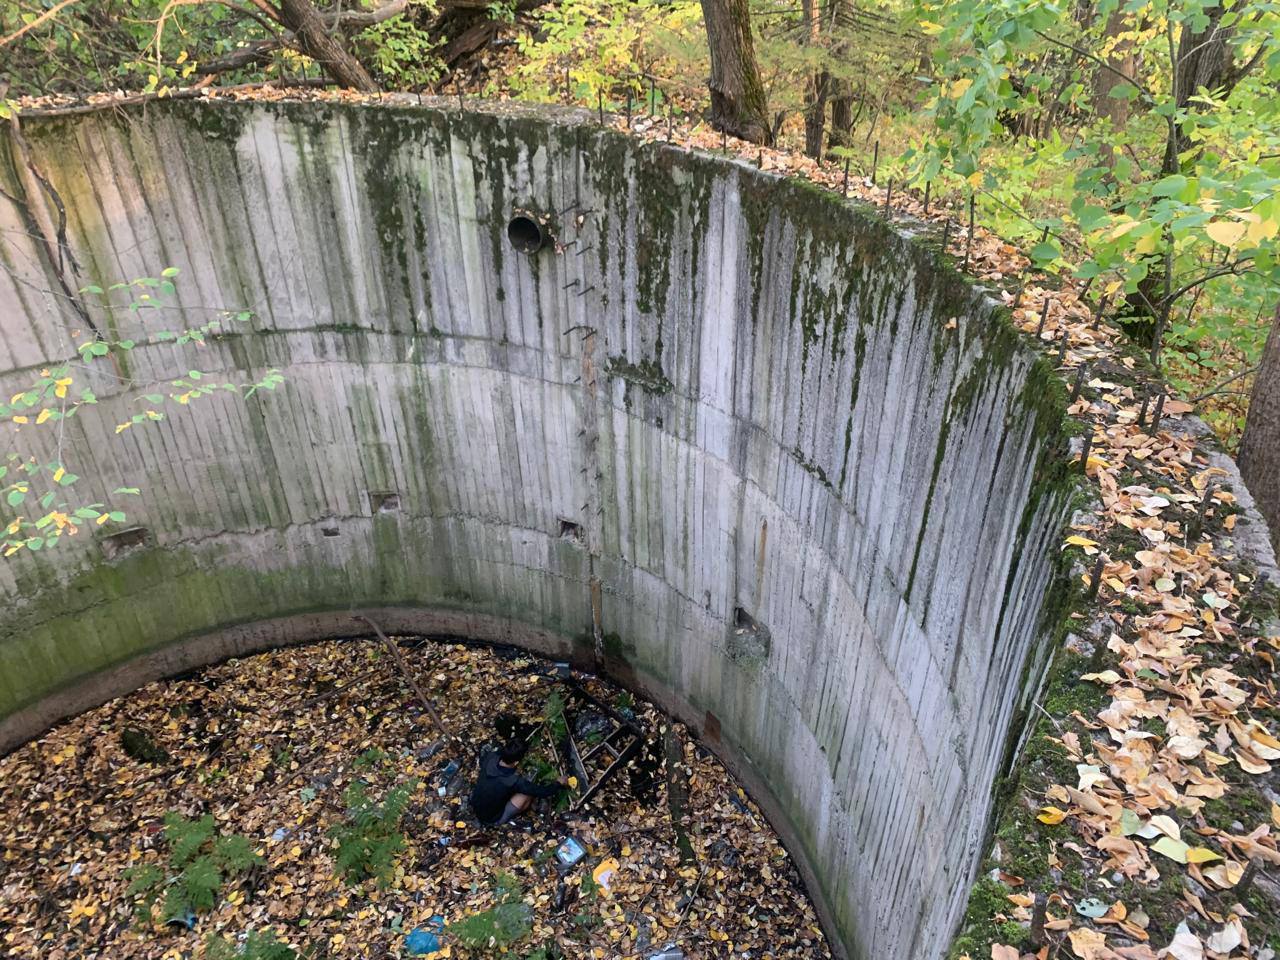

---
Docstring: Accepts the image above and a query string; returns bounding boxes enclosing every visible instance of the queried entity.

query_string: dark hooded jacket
[469,749,562,824]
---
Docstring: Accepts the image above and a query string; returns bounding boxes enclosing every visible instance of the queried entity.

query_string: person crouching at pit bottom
[469,740,567,826]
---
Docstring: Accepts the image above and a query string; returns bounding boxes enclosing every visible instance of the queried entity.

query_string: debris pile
[0,637,829,959]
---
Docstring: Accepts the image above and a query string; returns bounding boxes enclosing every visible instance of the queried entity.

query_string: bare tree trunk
[828,81,853,151]
[1126,9,1235,334]
[800,0,826,159]
[699,0,771,144]
[803,70,829,158]
[1238,304,1280,553]
[276,0,379,91]
[1091,8,1134,132]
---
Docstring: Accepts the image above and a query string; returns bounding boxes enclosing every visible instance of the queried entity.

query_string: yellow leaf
[1234,749,1271,774]
[1109,219,1142,239]
[1151,835,1189,863]
[948,77,973,99]
[115,422,131,434]
[1081,670,1121,684]
[1205,219,1247,248]
[919,19,943,33]
[54,376,72,398]
[1133,231,1158,255]
[52,467,65,484]
[1246,217,1278,246]
[1186,847,1220,864]
[96,513,110,525]
[176,50,188,64]
[567,776,579,789]
[35,408,51,424]
[1037,806,1067,824]
[12,415,28,424]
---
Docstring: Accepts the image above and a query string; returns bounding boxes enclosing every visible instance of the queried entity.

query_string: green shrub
[448,873,535,949]
[205,929,310,960]
[125,812,261,924]
[329,779,416,886]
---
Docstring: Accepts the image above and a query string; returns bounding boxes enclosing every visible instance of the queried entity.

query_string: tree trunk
[276,0,379,91]
[799,0,825,159]
[1238,304,1280,554]
[1161,5,1232,174]
[828,81,854,150]
[1091,9,1134,132]
[803,70,829,158]
[699,0,771,144]
[1125,9,1233,332]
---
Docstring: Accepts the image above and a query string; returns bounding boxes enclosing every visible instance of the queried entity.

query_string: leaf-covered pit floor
[0,637,829,959]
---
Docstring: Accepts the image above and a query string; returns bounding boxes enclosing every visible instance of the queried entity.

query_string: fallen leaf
[1038,806,1068,825]
[1164,922,1203,960]
[1151,836,1190,863]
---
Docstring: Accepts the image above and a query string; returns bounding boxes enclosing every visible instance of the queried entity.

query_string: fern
[166,812,216,867]
[213,834,258,873]
[542,691,568,742]
[205,930,305,960]
[448,873,535,949]
[128,810,261,924]
[448,902,534,948]
[328,779,416,886]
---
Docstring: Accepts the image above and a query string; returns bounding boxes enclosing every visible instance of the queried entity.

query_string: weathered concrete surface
[0,98,1075,959]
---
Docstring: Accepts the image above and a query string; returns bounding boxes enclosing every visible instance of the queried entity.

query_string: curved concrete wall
[0,98,1072,959]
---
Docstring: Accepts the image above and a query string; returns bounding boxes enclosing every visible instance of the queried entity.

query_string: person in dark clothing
[469,740,567,826]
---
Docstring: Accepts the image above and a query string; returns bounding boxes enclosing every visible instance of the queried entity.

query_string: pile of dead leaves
[0,638,828,959]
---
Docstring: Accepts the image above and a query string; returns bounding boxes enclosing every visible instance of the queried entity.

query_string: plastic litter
[592,857,620,894]
[405,928,440,955]
[648,948,684,960]
[436,759,461,796]
[555,836,586,866]
[406,917,445,955]
[165,909,197,931]
[271,828,287,842]
[1075,897,1108,918]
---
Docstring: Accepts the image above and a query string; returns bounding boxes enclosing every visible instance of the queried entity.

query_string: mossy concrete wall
[0,98,1073,959]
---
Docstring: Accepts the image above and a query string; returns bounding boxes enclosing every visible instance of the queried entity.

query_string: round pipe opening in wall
[507,214,548,253]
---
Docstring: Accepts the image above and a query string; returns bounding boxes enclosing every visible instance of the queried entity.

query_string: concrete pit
[0,97,1076,959]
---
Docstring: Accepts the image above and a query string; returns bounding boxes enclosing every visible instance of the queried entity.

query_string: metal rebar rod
[1036,297,1051,338]
[1070,365,1086,404]
[964,194,975,270]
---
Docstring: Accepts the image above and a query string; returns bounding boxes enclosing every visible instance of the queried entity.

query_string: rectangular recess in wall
[100,526,149,560]
[558,518,584,543]
[729,605,772,663]
[370,491,401,513]
[321,525,341,538]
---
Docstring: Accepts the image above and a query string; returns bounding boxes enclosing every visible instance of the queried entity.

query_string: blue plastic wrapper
[405,928,440,955]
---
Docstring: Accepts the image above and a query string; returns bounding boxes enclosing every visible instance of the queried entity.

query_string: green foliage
[542,691,568,742]
[909,0,1280,442]
[499,0,697,104]
[328,779,417,886]
[124,812,261,924]
[353,747,389,770]
[1,268,281,558]
[205,929,310,960]
[447,871,535,948]
[353,5,445,90]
